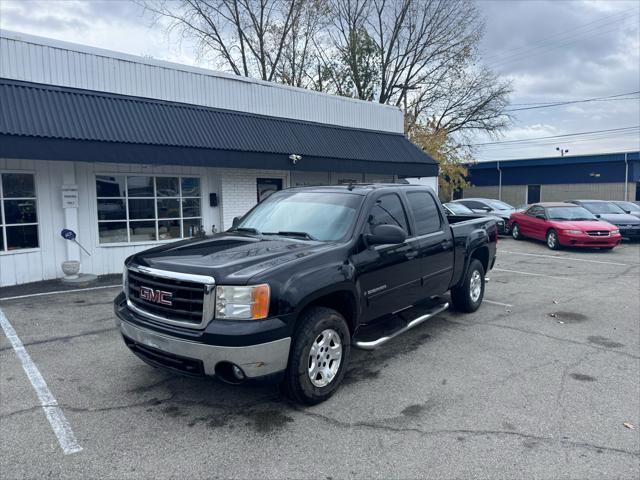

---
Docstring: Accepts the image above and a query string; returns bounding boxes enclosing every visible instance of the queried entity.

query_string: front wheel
[450,259,485,313]
[511,223,522,240]
[283,307,351,405]
[546,229,560,250]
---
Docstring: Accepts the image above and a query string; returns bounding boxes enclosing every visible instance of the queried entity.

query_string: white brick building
[0,30,438,287]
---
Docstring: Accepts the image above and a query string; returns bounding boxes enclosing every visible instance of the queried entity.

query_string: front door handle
[406,251,418,259]
[441,240,453,250]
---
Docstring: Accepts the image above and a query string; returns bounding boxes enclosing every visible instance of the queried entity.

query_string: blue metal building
[463,151,640,207]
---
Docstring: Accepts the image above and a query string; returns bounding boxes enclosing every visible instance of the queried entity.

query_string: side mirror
[232,216,241,228]
[477,206,492,212]
[595,214,601,219]
[625,210,631,214]
[365,224,407,246]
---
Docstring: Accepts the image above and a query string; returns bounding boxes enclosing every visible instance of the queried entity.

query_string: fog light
[232,365,245,380]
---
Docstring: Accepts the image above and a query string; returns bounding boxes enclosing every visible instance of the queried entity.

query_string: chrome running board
[352,302,449,351]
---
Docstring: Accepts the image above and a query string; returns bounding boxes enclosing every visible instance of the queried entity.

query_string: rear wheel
[546,229,560,250]
[283,306,350,405]
[511,223,522,240]
[600,246,615,251]
[450,259,485,313]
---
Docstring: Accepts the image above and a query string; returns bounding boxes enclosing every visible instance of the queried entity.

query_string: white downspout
[497,160,502,201]
[624,152,629,201]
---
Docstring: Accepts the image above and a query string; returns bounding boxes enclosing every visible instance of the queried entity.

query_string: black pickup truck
[114,184,497,404]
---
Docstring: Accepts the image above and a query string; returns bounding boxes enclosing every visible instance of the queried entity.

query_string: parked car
[567,200,640,240]
[509,202,621,250]
[114,184,497,404]
[444,202,507,234]
[611,200,640,219]
[451,198,515,233]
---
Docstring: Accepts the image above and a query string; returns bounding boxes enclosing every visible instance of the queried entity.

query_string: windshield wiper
[263,231,318,241]
[231,227,261,234]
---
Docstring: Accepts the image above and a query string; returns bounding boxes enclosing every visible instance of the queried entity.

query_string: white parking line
[0,308,82,455]
[484,299,513,307]
[0,284,121,302]
[500,250,630,266]
[493,268,566,280]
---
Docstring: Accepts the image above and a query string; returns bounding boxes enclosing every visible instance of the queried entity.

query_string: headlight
[562,230,582,235]
[611,229,620,235]
[215,284,270,320]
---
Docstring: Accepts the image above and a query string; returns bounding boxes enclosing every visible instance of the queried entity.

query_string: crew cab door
[403,190,455,296]
[353,192,423,322]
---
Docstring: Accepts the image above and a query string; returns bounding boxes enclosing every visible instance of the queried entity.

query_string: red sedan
[509,202,621,250]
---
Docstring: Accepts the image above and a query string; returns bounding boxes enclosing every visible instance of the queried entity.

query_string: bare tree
[141,0,510,143]
[141,0,308,82]
[327,0,510,136]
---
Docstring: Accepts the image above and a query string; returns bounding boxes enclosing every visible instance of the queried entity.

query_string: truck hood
[129,233,335,283]
[594,213,640,225]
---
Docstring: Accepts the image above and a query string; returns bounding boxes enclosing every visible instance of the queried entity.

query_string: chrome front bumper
[116,318,291,378]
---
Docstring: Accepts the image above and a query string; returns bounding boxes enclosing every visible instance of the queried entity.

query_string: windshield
[615,201,640,212]
[581,202,626,214]
[233,191,363,241]
[546,206,596,220]
[485,199,513,210]
[445,202,474,214]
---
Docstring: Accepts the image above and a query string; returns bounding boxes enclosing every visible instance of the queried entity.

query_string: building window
[0,173,39,251]
[96,175,202,244]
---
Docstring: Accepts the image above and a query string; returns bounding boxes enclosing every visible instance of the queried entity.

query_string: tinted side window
[527,206,543,217]
[368,194,409,233]
[460,200,485,209]
[406,191,442,235]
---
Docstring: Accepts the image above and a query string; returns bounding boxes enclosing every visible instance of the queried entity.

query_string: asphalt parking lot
[1,238,639,479]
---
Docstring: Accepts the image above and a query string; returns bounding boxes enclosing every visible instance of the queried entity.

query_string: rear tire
[283,307,350,405]
[546,229,560,250]
[450,259,485,313]
[511,223,522,240]
[600,246,614,251]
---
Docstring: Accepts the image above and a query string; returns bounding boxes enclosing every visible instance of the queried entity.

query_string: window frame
[94,174,203,246]
[405,190,443,237]
[366,192,411,236]
[0,170,41,255]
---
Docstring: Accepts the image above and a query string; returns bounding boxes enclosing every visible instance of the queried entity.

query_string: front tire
[511,223,522,240]
[450,259,485,313]
[283,307,350,405]
[546,229,560,250]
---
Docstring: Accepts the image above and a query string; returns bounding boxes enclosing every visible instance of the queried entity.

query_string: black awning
[0,78,438,177]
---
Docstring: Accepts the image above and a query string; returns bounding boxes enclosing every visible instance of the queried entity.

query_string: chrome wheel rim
[308,329,342,387]
[512,225,519,239]
[548,232,556,248]
[470,270,482,303]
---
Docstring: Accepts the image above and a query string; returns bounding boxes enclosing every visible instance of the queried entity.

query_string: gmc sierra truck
[114,184,497,404]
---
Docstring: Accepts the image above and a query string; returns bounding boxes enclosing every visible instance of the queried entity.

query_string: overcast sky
[1,0,638,161]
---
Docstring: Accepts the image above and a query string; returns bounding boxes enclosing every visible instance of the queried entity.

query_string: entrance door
[527,185,541,204]
[257,178,283,202]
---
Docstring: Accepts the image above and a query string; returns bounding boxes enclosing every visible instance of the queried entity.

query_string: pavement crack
[292,406,639,457]
[0,326,117,352]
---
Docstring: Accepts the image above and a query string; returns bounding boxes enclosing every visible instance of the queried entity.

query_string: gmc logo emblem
[139,286,173,306]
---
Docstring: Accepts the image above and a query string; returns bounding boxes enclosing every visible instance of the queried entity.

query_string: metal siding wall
[469,161,632,186]
[0,33,403,133]
[462,185,526,207]
[540,183,628,201]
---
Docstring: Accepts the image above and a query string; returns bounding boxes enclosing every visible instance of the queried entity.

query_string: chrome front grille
[125,265,215,329]
[586,231,610,237]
